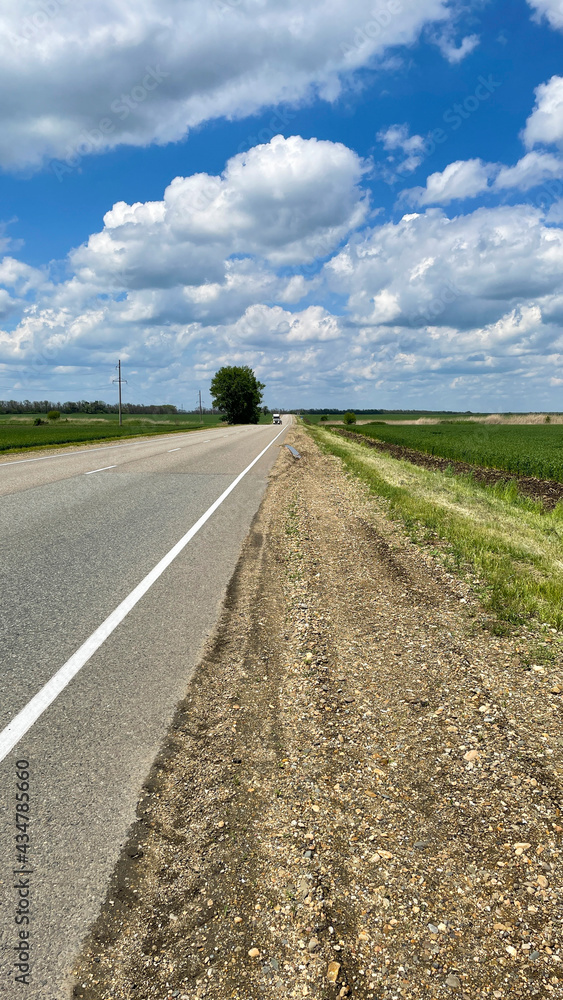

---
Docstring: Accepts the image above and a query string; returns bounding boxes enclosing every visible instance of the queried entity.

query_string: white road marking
[0,423,287,763]
[167,448,181,453]
[84,465,117,475]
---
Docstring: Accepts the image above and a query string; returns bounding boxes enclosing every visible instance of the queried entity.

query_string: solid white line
[84,465,117,475]
[0,423,287,763]
[167,448,181,453]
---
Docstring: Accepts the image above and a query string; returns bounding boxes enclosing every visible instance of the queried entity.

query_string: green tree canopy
[210,366,265,424]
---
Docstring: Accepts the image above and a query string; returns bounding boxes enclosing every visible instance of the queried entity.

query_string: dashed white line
[84,465,116,475]
[167,448,181,453]
[0,423,287,763]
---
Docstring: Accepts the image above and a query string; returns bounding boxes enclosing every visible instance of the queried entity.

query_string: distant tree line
[0,399,179,415]
[299,408,475,415]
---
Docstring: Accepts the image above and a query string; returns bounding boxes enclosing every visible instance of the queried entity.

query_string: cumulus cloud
[4,138,563,408]
[523,76,563,150]
[494,150,563,191]
[402,159,494,206]
[69,135,369,306]
[323,205,563,332]
[526,0,563,31]
[0,0,452,171]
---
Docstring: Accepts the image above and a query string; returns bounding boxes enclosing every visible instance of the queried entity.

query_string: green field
[348,420,563,483]
[0,412,272,453]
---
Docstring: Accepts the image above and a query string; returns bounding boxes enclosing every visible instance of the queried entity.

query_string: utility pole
[113,360,127,426]
[199,389,203,425]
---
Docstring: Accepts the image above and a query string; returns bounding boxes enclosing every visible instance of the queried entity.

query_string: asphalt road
[0,418,289,998]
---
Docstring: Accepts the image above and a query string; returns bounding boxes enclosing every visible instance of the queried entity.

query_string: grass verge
[308,424,563,629]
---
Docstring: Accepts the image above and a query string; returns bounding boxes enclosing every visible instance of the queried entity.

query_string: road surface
[0,418,288,998]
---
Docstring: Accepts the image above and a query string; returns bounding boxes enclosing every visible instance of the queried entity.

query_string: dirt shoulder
[333,428,563,510]
[72,426,563,1000]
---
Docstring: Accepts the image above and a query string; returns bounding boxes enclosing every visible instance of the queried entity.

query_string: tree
[47,410,61,421]
[343,411,356,425]
[210,366,265,424]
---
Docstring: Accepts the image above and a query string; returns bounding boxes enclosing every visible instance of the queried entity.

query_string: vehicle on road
[273,412,282,424]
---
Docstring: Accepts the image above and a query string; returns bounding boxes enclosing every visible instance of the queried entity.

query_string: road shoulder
[72,426,563,1000]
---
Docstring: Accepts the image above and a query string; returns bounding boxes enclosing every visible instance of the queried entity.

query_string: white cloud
[403,159,494,206]
[377,124,426,175]
[434,32,480,64]
[71,135,369,300]
[324,205,563,333]
[523,76,563,150]
[4,141,563,408]
[494,151,563,192]
[0,0,452,171]
[526,0,563,31]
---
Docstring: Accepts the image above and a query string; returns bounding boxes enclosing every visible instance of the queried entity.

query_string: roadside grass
[0,412,273,453]
[308,425,563,630]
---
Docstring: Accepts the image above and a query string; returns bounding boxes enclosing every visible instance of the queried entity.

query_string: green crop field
[348,420,563,483]
[0,412,272,453]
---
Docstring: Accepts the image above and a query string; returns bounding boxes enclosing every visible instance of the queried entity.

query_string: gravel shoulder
[72,426,563,1000]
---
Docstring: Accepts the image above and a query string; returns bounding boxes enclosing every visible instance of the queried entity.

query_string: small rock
[428,923,440,934]
[327,961,341,983]
[463,749,480,762]
[248,947,260,959]
[506,945,517,957]
[530,951,541,961]
[445,974,461,989]
[538,875,548,888]
[414,840,430,849]
[207,899,214,907]
[308,937,320,952]
[234,916,243,924]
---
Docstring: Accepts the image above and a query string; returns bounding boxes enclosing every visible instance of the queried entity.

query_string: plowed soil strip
[73,427,563,1000]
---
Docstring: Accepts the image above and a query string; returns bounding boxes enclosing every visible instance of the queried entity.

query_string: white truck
[273,412,282,424]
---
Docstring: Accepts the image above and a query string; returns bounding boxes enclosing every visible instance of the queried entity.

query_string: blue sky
[1,0,563,410]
